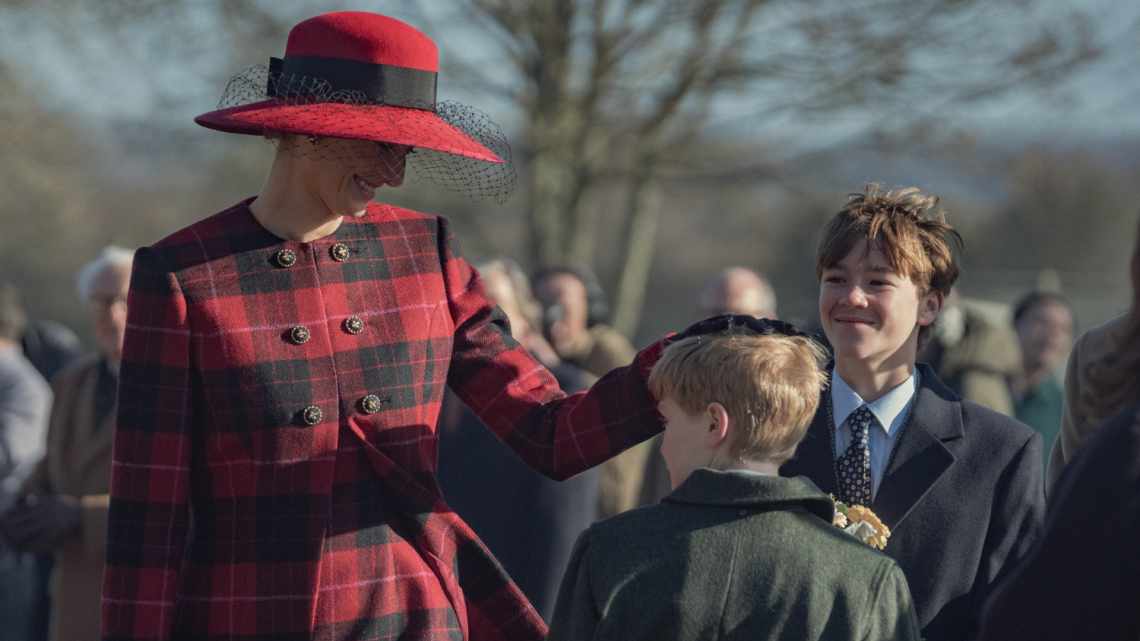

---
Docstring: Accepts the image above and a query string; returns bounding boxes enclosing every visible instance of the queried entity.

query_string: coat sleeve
[547,528,599,641]
[863,561,923,641]
[438,217,663,480]
[978,431,1045,607]
[102,247,193,641]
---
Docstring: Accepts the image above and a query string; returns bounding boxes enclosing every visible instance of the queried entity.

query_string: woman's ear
[917,290,944,327]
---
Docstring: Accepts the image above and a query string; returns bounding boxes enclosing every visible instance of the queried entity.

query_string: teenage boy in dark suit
[782,185,1045,641]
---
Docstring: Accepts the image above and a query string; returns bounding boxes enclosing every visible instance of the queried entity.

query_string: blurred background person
[437,257,599,620]
[1049,214,1140,486]
[919,287,1021,415]
[1008,291,1075,467]
[698,266,778,319]
[20,321,82,385]
[0,283,52,641]
[533,265,652,518]
[1,246,131,641]
[979,223,1140,641]
[19,317,82,641]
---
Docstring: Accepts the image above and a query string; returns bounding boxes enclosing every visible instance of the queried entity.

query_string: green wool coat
[547,469,921,641]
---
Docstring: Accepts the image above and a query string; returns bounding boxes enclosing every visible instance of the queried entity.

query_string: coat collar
[664,468,836,523]
[781,363,963,529]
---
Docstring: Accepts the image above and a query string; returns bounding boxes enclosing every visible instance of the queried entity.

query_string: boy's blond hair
[648,334,828,465]
[816,184,963,342]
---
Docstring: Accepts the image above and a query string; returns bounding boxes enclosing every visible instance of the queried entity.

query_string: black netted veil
[212,65,516,203]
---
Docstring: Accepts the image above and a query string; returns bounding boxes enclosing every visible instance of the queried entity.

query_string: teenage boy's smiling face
[819,238,940,366]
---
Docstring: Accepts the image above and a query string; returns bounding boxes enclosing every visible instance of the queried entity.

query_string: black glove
[670,314,808,344]
[1,494,82,553]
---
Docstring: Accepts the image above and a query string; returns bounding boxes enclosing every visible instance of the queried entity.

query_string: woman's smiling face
[303,137,411,217]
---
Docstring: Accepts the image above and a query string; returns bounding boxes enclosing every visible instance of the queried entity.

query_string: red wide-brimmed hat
[195,12,514,199]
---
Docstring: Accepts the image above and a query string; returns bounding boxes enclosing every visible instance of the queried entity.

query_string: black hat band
[268,55,438,110]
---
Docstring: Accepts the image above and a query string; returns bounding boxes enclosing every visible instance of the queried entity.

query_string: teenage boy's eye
[823,275,843,284]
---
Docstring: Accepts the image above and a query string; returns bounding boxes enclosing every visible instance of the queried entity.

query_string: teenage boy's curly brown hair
[816,184,964,343]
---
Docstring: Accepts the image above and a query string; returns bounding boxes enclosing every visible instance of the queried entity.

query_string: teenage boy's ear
[917,290,944,327]
[705,402,731,448]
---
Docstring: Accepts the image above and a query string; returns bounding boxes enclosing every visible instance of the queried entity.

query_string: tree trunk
[611,165,661,338]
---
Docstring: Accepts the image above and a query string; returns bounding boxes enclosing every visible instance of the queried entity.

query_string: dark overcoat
[547,469,922,641]
[782,365,1045,641]
[101,199,663,641]
[980,401,1140,641]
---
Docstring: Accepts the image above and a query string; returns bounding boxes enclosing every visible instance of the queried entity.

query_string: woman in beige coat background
[1,247,131,640]
[1048,216,1140,487]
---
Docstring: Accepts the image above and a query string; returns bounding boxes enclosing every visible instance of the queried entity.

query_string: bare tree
[448,0,1102,335]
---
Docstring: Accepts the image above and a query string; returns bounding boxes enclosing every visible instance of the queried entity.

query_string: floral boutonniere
[831,497,891,550]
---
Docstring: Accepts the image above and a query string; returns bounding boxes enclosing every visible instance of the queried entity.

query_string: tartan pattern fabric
[102,199,665,641]
[836,405,875,506]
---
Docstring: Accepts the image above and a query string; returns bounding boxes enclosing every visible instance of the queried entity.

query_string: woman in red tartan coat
[101,12,670,641]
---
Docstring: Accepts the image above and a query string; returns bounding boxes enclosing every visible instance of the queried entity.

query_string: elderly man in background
[533,265,650,519]
[0,283,52,640]
[2,247,132,641]
[698,266,778,319]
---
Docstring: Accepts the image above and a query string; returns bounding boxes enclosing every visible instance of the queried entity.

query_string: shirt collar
[830,368,919,436]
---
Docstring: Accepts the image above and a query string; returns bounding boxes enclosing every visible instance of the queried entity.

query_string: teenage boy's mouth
[834,316,875,325]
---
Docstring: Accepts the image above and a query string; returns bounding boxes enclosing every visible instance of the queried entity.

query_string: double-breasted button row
[272,244,352,268]
[284,318,365,346]
[297,397,388,426]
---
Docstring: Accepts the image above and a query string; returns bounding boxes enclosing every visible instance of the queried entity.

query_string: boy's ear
[706,402,731,448]
[917,290,943,327]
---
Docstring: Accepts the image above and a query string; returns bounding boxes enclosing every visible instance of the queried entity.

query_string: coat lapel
[871,364,962,529]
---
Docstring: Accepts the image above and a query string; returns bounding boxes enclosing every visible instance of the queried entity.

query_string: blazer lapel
[872,364,963,529]
[780,391,837,496]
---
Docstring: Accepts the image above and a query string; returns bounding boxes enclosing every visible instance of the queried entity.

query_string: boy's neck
[834,355,915,404]
[714,459,780,476]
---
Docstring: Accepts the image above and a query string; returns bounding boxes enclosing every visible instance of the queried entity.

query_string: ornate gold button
[360,394,387,415]
[343,316,365,335]
[274,249,297,268]
[288,325,311,345]
[330,243,351,262]
[301,405,323,426]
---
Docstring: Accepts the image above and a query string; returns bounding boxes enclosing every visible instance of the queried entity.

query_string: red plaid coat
[102,199,664,641]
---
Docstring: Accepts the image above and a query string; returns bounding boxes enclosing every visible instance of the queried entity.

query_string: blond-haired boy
[548,329,921,641]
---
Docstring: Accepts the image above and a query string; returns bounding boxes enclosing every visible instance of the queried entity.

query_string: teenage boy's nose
[841,285,869,307]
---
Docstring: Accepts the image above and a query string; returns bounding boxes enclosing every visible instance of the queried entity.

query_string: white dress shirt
[830,368,920,497]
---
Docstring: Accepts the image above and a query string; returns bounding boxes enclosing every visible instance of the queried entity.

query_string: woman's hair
[648,334,829,465]
[1082,214,1140,419]
[817,185,964,343]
